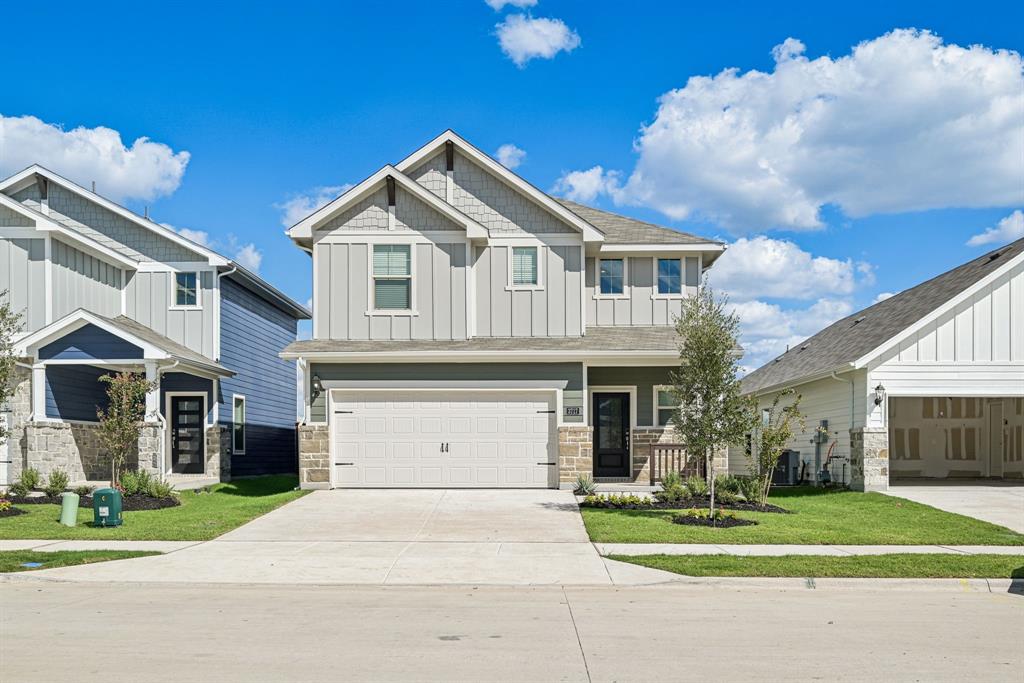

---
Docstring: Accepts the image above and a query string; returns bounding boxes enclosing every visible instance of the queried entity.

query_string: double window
[232,395,246,454]
[657,258,682,295]
[372,245,412,310]
[511,246,539,287]
[598,258,625,295]
[174,272,199,307]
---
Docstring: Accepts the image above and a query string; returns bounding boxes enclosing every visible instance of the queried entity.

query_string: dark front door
[593,393,630,478]
[170,396,205,474]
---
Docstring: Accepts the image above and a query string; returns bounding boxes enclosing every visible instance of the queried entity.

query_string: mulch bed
[5,494,180,511]
[671,514,758,528]
[0,506,27,518]
[581,498,789,514]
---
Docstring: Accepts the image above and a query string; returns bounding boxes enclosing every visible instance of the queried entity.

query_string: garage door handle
[335,410,353,414]
[538,462,557,466]
[334,462,354,466]
[537,410,555,414]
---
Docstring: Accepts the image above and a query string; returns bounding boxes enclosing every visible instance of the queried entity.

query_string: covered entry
[889,397,1024,481]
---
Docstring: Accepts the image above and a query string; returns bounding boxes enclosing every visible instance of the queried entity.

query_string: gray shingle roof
[90,312,232,376]
[555,199,720,246]
[283,325,680,355]
[741,238,1024,395]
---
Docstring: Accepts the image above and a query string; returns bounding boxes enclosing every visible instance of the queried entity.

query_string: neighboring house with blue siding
[0,166,309,487]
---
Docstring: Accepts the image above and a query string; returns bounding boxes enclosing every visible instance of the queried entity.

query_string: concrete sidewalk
[596,543,1024,556]
[0,540,199,552]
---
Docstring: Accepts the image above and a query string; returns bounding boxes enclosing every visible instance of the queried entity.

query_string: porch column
[144,360,159,420]
[31,363,47,420]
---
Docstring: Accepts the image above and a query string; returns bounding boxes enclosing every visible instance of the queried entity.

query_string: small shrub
[20,467,41,490]
[8,481,29,497]
[737,476,761,503]
[44,469,69,497]
[678,508,736,521]
[715,474,742,495]
[654,483,688,504]
[0,499,11,512]
[146,479,175,499]
[73,485,94,497]
[581,493,652,509]
[684,475,708,498]
[573,473,597,496]
[120,469,153,497]
[715,489,739,505]
[660,471,683,489]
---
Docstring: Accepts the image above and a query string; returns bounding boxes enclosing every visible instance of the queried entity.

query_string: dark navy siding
[39,324,143,361]
[218,278,299,476]
[160,372,216,424]
[45,364,111,421]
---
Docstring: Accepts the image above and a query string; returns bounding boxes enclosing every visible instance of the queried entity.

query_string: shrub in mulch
[671,511,758,528]
[580,494,788,514]
[5,493,180,511]
[0,506,27,518]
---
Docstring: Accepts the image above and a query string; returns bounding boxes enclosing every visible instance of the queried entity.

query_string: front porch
[6,309,233,486]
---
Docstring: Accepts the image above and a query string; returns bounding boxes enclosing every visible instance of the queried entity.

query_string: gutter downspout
[154,360,180,480]
[214,266,237,362]
[829,371,855,486]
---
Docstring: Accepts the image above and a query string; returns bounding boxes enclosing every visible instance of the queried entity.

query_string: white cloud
[485,0,536,9]
[551,166,621,203]
[566,29,1024,232]
[0,114,189,203]
[967,210,1024,246]
[495,143,527,169]
[171,226,212,247]
[276,184,352,228]
[731,298,854,374]
[873,291,896,304]
[495,15,580,67]
[233,243,263,272]
[709,236,866,301]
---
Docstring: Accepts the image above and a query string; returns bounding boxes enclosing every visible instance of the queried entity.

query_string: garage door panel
[331,390,556,488]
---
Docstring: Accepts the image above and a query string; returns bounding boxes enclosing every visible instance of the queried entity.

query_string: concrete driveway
[885,482,1024,533]
[26,490,677,586]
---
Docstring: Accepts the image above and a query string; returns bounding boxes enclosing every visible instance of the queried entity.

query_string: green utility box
[92,488,123,527]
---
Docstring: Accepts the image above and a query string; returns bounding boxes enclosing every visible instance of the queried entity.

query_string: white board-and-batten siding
[869,259,1024,398]
[123,270,217,358]
[585,256,700,326]
[51,239,122,320]
[0,237,46,333]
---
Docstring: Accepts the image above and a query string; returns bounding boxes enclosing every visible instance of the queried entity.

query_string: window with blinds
[373,244,412,310]
[512,246,539,286]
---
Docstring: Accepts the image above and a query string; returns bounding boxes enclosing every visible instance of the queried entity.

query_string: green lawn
[0,475,307,541]
[610,553,1024,578]
[0,550,160,573]
[582,487,1024,545]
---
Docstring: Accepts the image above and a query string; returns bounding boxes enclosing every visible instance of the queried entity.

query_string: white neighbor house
[729,238,1024,491]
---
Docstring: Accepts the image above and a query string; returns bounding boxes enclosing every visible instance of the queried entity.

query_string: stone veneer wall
[558,426,593,486]
[205,424,231,481]
[2,366,32,484]
[850,427,889,492]
[298,423,330,489]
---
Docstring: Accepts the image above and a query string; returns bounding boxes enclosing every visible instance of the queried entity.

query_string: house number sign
[565,406,581,417]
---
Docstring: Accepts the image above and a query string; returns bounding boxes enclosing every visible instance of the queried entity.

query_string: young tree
[0,292,23,445]
[747,390,805,506]
[669,281,757,519]
[96,372,157,485]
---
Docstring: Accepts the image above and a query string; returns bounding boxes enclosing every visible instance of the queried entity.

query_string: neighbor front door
[170,396,205,474]
[593,393,630,478]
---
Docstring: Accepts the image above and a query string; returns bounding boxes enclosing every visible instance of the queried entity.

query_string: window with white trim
[372,245,412,310]
[657,259,682,295]
[599,258,624,295]
[174,272,199,307]
[232,395,246,454]
[654,385,679,426]
[512,246,539,286]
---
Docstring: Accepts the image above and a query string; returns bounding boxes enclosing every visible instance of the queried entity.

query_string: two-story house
[0,166,309,488]
[283,131,724,489]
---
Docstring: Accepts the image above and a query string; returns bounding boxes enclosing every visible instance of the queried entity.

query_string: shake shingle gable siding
[219,278,300,476]
[741,238,1024,395]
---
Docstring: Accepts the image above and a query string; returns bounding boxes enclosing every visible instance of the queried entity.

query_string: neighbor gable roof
[395,130,605,243]
[287,164,488,242]
[0,165,229,266]
[741,238,1024,395]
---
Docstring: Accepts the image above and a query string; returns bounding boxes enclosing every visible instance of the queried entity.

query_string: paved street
[2,580,1021,682]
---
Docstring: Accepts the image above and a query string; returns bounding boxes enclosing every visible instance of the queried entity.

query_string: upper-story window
[657,258,682,295]
[372,244,412,310]
[174,272,199,307]
[599,258,625,295]
[510,246,541,288]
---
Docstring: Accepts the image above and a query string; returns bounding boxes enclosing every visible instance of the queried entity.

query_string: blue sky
[2,0,1022,370]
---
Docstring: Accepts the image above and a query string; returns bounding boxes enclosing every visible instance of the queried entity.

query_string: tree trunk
[707,446,715,521]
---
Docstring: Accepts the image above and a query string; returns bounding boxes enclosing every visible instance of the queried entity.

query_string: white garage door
[330,390,557,488]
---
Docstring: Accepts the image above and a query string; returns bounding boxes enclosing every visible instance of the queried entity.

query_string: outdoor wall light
[311,374,323,401]
[873,383,886,406]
